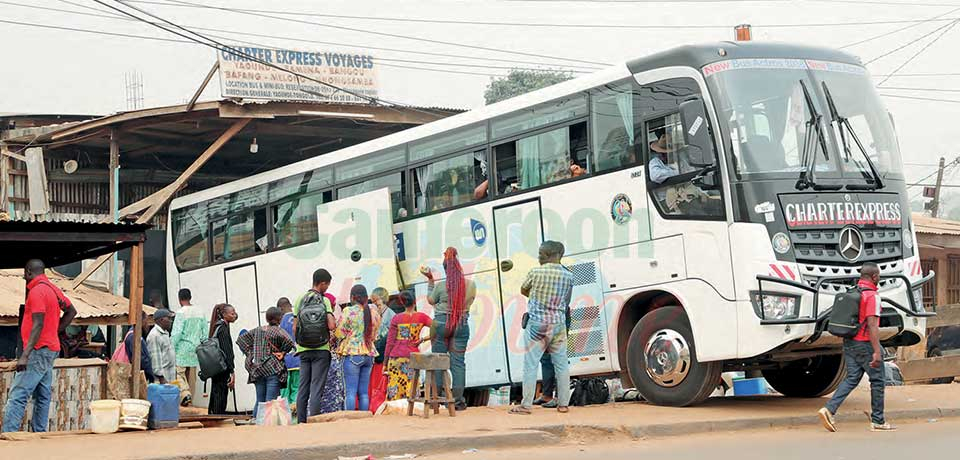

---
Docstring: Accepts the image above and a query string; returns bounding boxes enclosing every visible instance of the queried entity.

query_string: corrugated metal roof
[0,219,152,269]
[913,212,960,236]
[0,270,156,323]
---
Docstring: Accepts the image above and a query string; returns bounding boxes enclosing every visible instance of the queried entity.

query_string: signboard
[923,186,936,199]
[778,193,903,229]
[217,46,378,104]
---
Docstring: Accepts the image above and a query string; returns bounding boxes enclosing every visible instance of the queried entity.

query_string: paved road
[428,418,958,460]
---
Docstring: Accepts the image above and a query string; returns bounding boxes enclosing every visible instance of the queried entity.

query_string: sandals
[557,406,569,413]
[509,406,532,415]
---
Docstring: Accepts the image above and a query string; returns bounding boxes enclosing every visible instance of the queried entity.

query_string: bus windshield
[705,59,904,181]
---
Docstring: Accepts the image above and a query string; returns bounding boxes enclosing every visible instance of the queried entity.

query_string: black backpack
[296,290,331,348]
[570,377,610,406]
[827,287,870,339]
[197,324,229,380]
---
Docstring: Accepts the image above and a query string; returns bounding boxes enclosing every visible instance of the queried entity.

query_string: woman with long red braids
[424,247,476,411]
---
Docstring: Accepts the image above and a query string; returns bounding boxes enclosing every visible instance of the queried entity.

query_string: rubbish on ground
[928,418,938,423]
[307,410,372,423]
[337,456,374,460]
[384,455,417,459]
[462,448,479,454]
[487,386,510,407]
[257,398,293,426]
[378,399,424,416]
[605,378,624,403]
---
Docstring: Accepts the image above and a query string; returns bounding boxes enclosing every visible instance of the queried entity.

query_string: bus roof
[627,41,863,75]
[171,41,864,210]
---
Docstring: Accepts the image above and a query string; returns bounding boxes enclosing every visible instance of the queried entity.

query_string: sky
[2,0,959,187]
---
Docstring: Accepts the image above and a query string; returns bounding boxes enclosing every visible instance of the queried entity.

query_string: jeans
[521,319,570,409]
[825,339,885,424]
[342,355,374,411]
[2,347,58,433]
[253,374,281,418]
[297,350,331,423]
[431,313,469,408]
[540,353,556,398]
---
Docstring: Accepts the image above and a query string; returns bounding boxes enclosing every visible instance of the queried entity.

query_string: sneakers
[871,422,896,432]
[818,408,838,432]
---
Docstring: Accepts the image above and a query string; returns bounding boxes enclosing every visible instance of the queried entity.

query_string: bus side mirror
[679,98,715,168]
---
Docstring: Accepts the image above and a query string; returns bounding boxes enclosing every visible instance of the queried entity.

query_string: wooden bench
[407,352,455,418]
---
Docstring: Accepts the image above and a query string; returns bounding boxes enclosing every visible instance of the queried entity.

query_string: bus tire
[762,354,845,397]
[625,306,721,407]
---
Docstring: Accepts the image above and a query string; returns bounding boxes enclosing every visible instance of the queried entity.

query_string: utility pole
[931,156,946,218]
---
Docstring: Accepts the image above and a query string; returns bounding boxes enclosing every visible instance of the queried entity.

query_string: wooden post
[0,145,9,214]
[186,62,219,112]
[71,119,251,289]
[129,243,145,397]
[109,129,120,295]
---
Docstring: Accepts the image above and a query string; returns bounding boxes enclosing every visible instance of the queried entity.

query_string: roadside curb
[137,406,960,460]
[535,406,959,439]
[143,429,557,460]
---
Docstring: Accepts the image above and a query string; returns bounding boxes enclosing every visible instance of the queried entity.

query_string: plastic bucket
[119,399,151,430]
[89,400,121,434]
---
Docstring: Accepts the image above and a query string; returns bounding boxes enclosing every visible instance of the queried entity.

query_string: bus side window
[591,80,642,172]
[412,149,485,215]
[272,191,329,248]
[493,121,587,194]
[172,203,209,271]
[212,209,267,262]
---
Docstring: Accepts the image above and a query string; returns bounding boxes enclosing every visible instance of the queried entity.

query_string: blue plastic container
[732,377,768,396]
[147,383,180,429]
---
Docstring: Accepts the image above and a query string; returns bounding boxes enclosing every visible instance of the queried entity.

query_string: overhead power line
[880,86,960,92]
[840,6,960,49]
[4,0,600,71]
[876,19,959,86]
[879,93,960,103]
[865,18,959,65]
[152,0,610,67]
[92,0,436,113]
[124,0,960,29]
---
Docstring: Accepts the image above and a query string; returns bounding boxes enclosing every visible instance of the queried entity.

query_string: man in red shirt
[2,259,77,433]
[818,262,894,432]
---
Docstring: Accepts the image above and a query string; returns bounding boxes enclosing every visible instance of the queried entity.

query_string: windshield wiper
[796,80,840,191]
[821,81,885,191]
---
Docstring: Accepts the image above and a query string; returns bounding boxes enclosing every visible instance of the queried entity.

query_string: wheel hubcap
[644,329,691,387]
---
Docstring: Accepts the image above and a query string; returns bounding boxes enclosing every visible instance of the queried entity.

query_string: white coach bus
[167,42,934,409]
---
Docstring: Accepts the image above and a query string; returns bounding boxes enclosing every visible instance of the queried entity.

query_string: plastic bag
[111,332,130,364]
[256,398,293,426]
[486,386,510,407]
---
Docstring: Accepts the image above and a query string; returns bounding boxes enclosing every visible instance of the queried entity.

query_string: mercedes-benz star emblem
[838,227,864,261]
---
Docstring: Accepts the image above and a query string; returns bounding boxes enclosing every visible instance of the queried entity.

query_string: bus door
[223,262,261,412]
[492,197,544,384]
[315,188,400,303]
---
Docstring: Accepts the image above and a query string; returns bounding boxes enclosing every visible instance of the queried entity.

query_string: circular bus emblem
[838,227,864,262]
[610,193,633,225]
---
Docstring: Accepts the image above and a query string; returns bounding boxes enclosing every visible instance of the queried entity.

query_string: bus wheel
[626,306,721,407]
[762,354,845,397]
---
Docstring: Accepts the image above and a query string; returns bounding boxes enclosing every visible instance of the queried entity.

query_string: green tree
[484,69,575,105]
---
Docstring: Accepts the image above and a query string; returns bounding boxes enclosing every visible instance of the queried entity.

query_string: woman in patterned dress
[383,290,431,401]
[319,291,345,414]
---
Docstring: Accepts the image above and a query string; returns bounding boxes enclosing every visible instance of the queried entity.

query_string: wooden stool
[407,352,456,418]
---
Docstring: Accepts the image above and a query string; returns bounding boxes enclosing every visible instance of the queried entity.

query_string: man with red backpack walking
[818,262,895,432]
[2,259,77,433]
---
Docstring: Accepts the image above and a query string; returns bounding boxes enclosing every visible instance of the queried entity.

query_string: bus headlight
[903,231,914,250]
[751,292,800,320]
[772,232,791,254]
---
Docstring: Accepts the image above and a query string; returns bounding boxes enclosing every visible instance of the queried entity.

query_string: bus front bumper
[754,272,936,343]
